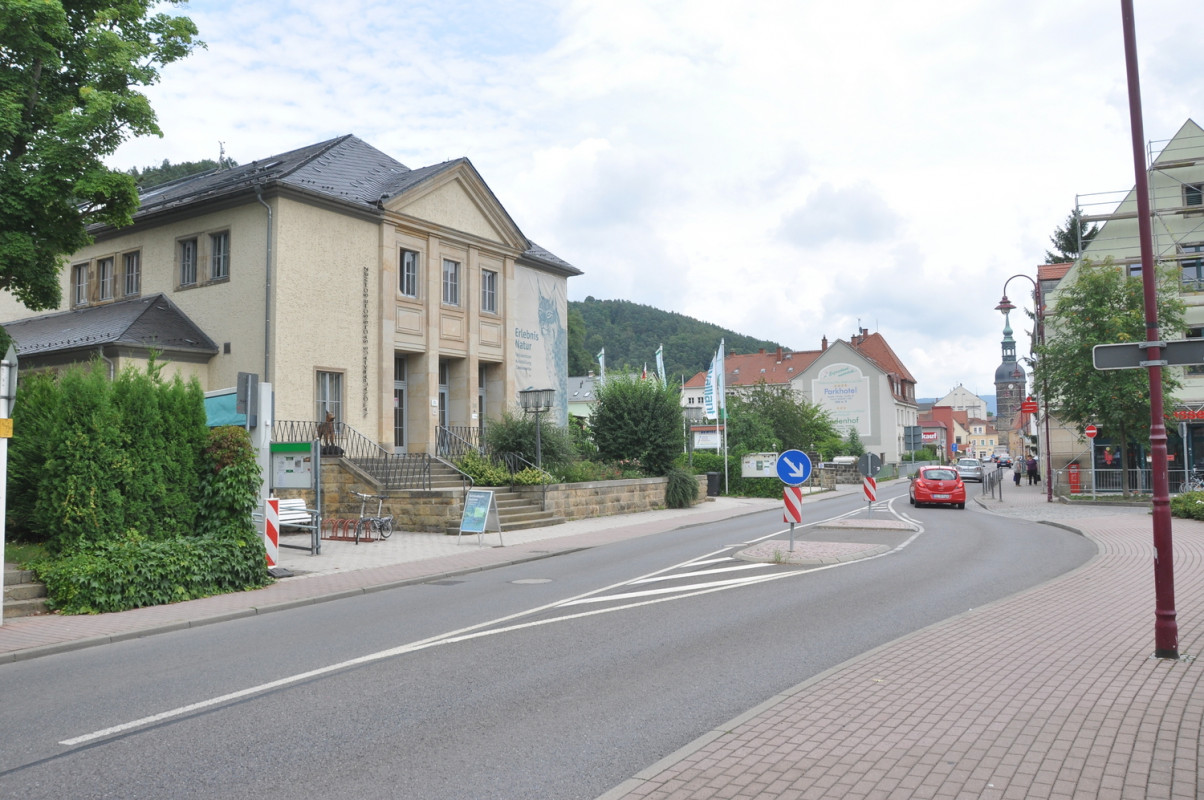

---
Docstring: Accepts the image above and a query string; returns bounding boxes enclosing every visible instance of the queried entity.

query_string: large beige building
[0,136,581,454]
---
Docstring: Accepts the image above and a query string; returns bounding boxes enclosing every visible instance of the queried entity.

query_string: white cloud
[110,0,1204,397]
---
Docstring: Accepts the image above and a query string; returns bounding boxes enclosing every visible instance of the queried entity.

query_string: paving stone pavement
[597,482,1204,800]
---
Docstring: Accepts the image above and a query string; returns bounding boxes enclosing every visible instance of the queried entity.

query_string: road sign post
[858,453,882,516]
[1086,424,1099,500]
[783,486,803,551]
[776,450,812,487]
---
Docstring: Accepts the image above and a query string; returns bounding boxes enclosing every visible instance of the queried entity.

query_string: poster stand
[458,489,504,546]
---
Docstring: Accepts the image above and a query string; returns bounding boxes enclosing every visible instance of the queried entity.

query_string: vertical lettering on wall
[362,265,369,417]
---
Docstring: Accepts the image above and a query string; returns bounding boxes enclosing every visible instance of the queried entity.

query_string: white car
[955,457,984,482]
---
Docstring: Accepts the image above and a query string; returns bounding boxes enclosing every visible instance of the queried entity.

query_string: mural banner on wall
[513,265,569,425]
[813,363,870,437]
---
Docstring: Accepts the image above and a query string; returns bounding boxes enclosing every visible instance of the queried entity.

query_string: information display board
[458,489,503,546]
[271,441,317,489]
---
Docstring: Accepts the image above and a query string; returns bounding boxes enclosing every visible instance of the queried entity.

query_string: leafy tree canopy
[0,0,201,311]
[1045,208,1099,264]
[589,374,684,475]
[725,381,843,457]
[1033,260,1184,489]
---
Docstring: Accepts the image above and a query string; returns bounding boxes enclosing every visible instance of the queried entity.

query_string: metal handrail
[273,420,431,490]
[436,426,482,459]
[498,451,554,483]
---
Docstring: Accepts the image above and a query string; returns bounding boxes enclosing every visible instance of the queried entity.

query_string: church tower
[994,310,1026,426]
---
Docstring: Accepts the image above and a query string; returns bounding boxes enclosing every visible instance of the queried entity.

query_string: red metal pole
[1120,0,1177,659]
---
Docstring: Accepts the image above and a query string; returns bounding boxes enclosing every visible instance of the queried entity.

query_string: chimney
[821,336,828,351]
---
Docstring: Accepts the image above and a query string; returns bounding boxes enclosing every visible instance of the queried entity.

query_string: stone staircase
[444,486,565,535]
[4,565,49,619]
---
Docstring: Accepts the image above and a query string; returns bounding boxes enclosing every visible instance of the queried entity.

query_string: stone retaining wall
[274,463,710,533]
[514,474,710,521]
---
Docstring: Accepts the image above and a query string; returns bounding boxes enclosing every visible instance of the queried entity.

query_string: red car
[909,465,967,509]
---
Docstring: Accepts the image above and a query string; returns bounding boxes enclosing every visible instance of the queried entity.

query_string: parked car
[955,457,984,482]
[909,466,967,509]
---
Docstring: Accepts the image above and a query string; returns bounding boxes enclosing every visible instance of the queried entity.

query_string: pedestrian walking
[1026,455,1039,485]
[1013,458,1022,486]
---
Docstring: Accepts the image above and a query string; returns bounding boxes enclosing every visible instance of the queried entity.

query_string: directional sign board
[858,453,882,477]
[776,449,812,486]
[1094,339,1204,370]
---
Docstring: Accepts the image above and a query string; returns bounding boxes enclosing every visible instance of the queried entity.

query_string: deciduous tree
[0,0,200,310]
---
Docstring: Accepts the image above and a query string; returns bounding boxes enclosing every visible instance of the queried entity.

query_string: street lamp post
[996,275,1053,503]
[518,388,555,469]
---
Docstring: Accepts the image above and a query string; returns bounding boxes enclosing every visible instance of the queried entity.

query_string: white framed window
[315,370,343,424]
[179,238,198,286]
[123,251,141,296]
[400,249,419,297]
[1186,183,1203,209]
[481,268,497,313]
[72,264,88,305]
[442,258,460,306]
[210,231,229,280]
[97,257,114,300]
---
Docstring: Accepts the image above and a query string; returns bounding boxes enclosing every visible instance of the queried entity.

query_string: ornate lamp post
[518,388,555,469]
[996,276,1053,502]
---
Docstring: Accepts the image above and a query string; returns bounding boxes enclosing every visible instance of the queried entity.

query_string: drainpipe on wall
[254,184,273,382]
[96,347,114,379]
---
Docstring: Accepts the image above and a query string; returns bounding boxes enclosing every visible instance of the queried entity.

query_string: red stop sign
[1085,424,1098,439]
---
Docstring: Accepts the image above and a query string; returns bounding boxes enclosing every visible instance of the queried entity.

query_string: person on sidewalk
[1026,455,1039,485]
[1013,458,1022,486]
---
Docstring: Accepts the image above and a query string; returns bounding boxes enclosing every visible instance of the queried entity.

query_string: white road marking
[630,562,771,584]
[61,497,922,748]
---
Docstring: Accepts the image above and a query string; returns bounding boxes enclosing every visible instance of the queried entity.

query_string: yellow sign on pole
[0,418,11,438]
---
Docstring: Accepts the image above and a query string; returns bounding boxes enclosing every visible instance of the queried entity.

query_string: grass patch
[5,540,48,568]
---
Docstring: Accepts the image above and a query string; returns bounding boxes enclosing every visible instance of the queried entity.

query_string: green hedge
[35,527,270,614]
[1171,491,1204,521]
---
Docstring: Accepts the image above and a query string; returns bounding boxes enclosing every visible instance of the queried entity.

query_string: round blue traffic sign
[776,449,812,486]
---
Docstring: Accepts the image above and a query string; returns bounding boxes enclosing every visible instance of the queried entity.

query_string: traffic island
[734,540,891,567]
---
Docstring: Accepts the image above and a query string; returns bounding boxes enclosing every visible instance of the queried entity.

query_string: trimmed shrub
[454,450,512,486]
[665,468,699,508]
[1171,491,1204,521]
[35,528,270,615]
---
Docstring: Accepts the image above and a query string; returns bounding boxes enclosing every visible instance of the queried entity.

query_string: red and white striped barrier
[863,476,877,502]
[783,486,803,523]
[264,498,279,567]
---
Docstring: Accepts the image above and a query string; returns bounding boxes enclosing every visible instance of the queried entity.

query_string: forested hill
[570,296,786,381]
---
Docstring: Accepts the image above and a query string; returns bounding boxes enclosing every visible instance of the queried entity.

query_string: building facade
[0,136,581,454]
[1043,118,1204,479]
[680,330,919,463]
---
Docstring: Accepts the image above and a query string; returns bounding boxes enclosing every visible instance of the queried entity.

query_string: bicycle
[1180,471,1204,494]
[352,491,394,543]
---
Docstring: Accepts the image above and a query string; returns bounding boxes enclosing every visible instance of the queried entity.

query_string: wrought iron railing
[435,425,553,485]
[273,420,431,490]
[436,426,481,459]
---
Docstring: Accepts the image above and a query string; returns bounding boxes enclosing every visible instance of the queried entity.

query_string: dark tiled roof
[2,294,218,357]
[128,136,580,274]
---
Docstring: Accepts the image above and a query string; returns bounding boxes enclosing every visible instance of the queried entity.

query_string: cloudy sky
[111,0,1204,398]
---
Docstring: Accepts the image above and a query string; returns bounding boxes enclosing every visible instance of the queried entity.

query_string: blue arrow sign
[776,449,812,486]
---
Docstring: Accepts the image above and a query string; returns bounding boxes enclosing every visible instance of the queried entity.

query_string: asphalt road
[0,485,1096,799]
